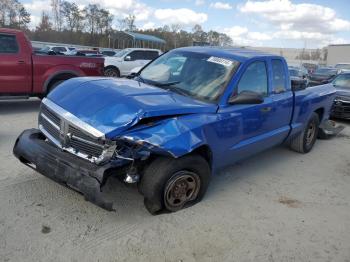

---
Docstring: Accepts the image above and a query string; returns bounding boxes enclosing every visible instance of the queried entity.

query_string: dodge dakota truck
[14,47,339,214]
[0,28,104,98]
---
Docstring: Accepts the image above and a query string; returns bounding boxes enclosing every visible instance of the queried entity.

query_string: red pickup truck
[0,28,104,98]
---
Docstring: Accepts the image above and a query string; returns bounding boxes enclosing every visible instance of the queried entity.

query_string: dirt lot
[1,99,350,262]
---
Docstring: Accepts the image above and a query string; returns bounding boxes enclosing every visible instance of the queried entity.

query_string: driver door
[216,60,279,165]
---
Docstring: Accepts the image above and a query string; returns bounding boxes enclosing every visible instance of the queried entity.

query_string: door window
[52,47,67,53]
[128,51,148,61]
[0,34,19,54]
[237,61,268,96]
[272,59,287,93]
[144,51,159,60]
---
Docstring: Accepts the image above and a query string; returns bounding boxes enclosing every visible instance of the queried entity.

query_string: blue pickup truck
[14,47,338,214]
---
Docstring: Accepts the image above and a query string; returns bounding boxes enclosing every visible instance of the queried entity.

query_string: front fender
[120,116,213,158]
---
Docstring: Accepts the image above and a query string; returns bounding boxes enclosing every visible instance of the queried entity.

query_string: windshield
[114,49,129,57]
[139,50,239,102]
[315,68,338,75]
[40,46,50,52]
[333,74,350,89]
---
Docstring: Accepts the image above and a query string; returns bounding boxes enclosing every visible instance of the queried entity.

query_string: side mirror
[124,55,132,61]
[229,91,264,105]
[127,72,137,79]
[291,78,307,91]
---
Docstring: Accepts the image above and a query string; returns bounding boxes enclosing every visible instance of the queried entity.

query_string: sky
[21,0,350,48]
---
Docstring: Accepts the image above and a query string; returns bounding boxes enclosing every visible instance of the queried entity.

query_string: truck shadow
[0,99,41,115]
[98,146,293,217]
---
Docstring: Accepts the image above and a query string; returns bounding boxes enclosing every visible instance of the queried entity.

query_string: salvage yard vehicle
[308,67,338,86]
[331,73,350,119]
[289,66,309,86]
[0,28,104,99]
[14,47,339,214]
[104,48,162,77]
[335,63,350,73]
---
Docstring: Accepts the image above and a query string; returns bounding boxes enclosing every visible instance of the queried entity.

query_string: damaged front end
[13,128,159,211]
[13,97,200,211]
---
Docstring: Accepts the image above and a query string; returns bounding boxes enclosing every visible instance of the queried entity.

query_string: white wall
[327,45,350,66]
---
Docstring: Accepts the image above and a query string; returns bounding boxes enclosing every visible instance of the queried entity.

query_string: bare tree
[51,0,63,31]
[36,11,52,32]
[118,14,136,31]
[0,0,30,29]
[170,24,181,48]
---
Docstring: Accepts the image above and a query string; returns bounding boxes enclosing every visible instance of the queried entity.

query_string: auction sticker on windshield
[207,56,233,67]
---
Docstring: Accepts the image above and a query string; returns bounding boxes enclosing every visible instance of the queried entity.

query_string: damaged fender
[119,113,219,159]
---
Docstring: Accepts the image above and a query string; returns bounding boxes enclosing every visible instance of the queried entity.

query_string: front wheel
[138,155,211,215]
[290,112,320,153]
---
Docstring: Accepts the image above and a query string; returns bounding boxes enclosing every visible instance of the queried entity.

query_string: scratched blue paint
[48,47,336,173]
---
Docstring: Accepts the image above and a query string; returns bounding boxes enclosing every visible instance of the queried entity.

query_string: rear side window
[237,61,268,96]
[144,51,159,60]
[128,51,147,61]
[0,34,19,54]
[272,59,287,93]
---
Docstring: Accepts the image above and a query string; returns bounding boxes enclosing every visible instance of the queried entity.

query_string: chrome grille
[41,104,60,126]
[38,99,115,163]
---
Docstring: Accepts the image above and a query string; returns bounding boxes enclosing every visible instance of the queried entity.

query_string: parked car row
[287,63,350,120]
[38,45,121,57]
[38,44,163,78]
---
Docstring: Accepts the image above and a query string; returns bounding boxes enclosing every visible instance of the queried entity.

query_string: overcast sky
[21,0,350,48]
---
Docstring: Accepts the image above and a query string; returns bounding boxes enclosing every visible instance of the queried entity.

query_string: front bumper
[13,129,127,211]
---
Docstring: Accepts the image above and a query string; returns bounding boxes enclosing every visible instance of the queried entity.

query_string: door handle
[260,107,272,113]
[17,60,25,64]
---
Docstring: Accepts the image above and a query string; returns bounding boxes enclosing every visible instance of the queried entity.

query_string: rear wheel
[104,67,120,77]
[138,155,211,215]
[290,112,319,153]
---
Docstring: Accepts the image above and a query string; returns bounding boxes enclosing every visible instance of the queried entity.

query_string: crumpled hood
[48,77,217,138]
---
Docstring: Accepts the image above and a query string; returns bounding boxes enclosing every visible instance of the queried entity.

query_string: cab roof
[175,46,281,63]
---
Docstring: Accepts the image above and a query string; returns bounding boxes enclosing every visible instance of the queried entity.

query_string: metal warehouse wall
[327,45,350,66]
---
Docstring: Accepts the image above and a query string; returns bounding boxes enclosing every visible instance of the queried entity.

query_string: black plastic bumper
[13,129,125,211]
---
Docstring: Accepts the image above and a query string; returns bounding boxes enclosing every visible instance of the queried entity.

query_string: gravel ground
[1,98,350,262]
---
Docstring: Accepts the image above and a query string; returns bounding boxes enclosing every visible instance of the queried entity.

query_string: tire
[138,155,211,215]
[290,112,320,153]
[104,67,120,78]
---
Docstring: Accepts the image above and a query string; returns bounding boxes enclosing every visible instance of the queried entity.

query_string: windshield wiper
[152,81,191,97]
[152,81,181,87]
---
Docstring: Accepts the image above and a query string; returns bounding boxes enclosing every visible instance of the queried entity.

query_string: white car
[104,48,162,77]
[41,45,77,55]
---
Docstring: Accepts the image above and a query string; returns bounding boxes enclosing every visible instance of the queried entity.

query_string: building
[327,44,350,66]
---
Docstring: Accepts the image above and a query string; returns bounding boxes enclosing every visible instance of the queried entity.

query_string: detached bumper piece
[318,120,345,139]
[13,129,121,211]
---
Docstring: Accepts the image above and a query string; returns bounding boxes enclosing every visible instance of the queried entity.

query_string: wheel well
[104,65,120,72]
[314,108,324,122]
[191,145,213,169]
[48,73,77,90]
